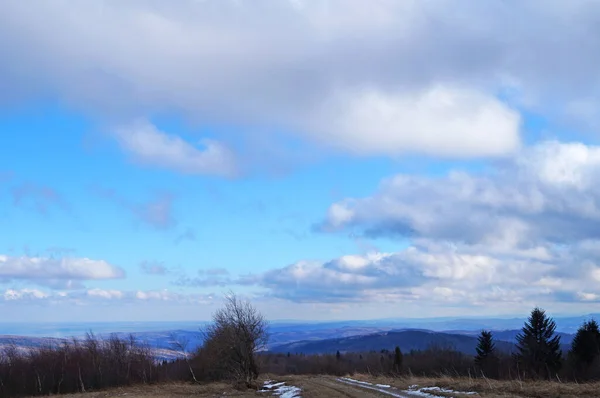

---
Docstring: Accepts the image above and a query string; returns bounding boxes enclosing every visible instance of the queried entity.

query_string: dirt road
[287,376,411,397]
[57,376,414,397]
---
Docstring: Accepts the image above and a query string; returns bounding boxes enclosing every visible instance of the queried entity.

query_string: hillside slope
[269,330,515,355]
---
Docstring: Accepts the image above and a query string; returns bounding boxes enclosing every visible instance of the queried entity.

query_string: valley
[0,314,585,361]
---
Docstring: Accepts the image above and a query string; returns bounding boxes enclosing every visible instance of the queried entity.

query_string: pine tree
[475,331,496,364]
[515,307,562,379]
[475,330,497,377]
[393,346,403,373]
[569,319,600,371]
[336,350,341,361]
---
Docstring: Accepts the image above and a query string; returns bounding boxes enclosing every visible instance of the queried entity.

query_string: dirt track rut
[295,376,411,398]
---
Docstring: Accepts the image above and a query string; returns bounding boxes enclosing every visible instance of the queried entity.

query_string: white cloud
[577,292,600,302]
[0,255,125,286]
[247,239,600,307]
[135,290,175,301]
[4,289,49,301]
[113,120,237,177]
[2,288,214,305]
[6,1,600,158]
[87,288,124,300]
[239,141,600,307]
[320,141,600,245]
[306,85,521,157]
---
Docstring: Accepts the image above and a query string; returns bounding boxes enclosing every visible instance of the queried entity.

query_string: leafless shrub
[200,293,269,388]
[0,334,163,397]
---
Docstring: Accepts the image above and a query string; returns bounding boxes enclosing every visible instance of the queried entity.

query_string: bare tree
[169,333,199,383]
[202,293,268,388]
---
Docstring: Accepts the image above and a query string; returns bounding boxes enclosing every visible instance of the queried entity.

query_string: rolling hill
[269,329,516,356]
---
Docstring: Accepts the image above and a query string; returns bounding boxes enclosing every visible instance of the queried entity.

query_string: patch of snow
[403,390,437,397]
[260,380,302,398]
[406,385,478,396]
[340,378,390,389]
[336,378,407,397]
[262,382,286,389]
[340,377,374,386]
[337,378,478,397]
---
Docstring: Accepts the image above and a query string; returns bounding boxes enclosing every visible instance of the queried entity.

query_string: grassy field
[52,374,600,398]
[347,373,600,397]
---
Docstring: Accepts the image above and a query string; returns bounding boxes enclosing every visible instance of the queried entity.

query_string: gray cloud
[140,261,168,275]
[242,239,600,306]
[320,141,600,246]
[11,183,70,215]
[13,1,600,158]
[174,268,231,287]
[132,193,177,230]
[236,141,600,305]
[174,227,196,244]
[92,186,177,230]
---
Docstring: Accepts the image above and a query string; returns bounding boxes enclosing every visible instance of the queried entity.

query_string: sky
[2,0,600,323]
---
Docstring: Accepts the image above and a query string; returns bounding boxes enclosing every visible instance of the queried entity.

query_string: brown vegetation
[344,374,600,398]
[3,304,600,397]
[0,333,161,397]
[0,294,268,397]
[201,293,268,388]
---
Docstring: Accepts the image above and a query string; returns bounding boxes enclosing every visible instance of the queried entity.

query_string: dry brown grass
[57,383,226,397]
[54,380,272,397]
[348,373,600,397]
[32,374,600,398]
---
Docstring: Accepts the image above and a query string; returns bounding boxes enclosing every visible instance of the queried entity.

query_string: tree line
[260,307,600,383]
[474,307,600,381]
[0,294,268,397]
[1,301,599,397]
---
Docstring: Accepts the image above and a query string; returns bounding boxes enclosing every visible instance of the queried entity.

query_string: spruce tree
[475,331,496,364]
[515,307,562,379]
[393,346,403,373]
[475,330,497,377]
[569,319,600,371]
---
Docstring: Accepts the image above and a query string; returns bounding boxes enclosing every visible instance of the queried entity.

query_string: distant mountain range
[1,314,592,359]
[268,328,576,356]
[269,329,517,356]
[448,329,575,346]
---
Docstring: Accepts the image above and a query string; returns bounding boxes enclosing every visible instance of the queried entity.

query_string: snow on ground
[338,377,478,397]
[336,378,407,397]
[406,384,478,397]
[260,380,302,398]
[340,377,378,387]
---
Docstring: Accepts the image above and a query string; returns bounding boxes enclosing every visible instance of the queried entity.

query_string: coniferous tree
[336,350,341,361]
[475,331,496,363]
[475,330,497,377]
[515,307,562,379]
[569,319,600,376]
[393,346,403,373]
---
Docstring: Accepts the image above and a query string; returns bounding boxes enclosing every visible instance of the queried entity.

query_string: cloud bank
[7,0,600,160]
[235,142,600,309]
[0,254,125,289]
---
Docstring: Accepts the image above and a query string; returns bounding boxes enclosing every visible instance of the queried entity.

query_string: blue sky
[2,0,600,322]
